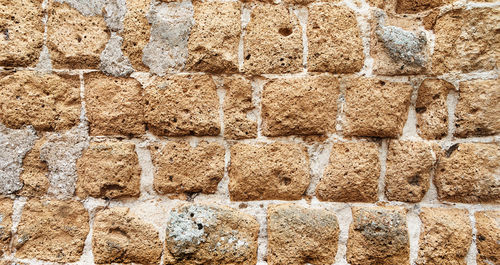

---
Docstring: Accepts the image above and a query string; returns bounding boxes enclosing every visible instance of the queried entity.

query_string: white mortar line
[334,205,352,265]
[293,6,308,73]
[239,4,251,72]
[407,206,422,265]
[377,139,388,202]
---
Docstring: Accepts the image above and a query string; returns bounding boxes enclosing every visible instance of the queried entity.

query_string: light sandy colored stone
[308,4,364,73]
[223,75,257,140]
[262,75,339,137]
[396,0,455,13]
[164,203,259,265]
[416,79,453,140]
[316,142,380,202]
[18,136,49,197]
[144,74,220,136]
[416,208,472,265]
[150,141,224,195]
[267,204,339,265]
[0,71,81,131]
[92,207,162,264]
[122,0,151,72]
[475,211,500,265]
[229,142,310,201]
[14,199,89,262]
[243,3,303,74]
[0,198,13,256]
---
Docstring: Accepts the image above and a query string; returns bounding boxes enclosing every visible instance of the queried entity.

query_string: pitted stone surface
[416,79,453,140]
[18,135,49,197]
[0,198,13,256]
[122,0,151,71]
[223,76,257,140]
[396,0,455,13]
[164,204,259,265]
[475,211,500,265]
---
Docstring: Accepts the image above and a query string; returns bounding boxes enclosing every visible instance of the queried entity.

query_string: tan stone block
[186,2,240,73]
[416,79,453,140]
[343,78,412,138]
[14,199,89,262]
[223,75,257,140]
[0,0,44,67]
[308,4,364,73]
[150,141,224,195]
[267,204,339,265]
[396,0,455,13]
[164,203,259,265]
[122,0,151,71]
[416,208,472,265]
[262,75,339,136]
[76,141,141,199]
[455,79,500,138]
[432,7,500,74]
[435,143,499,203]
[84,72,145,136]
[0,71,81,131]
[475,211,500,265]
[229,142,310,201]
[347,207,409,265]
[145,74,220,136]
[18,136,49,197]
[243,4,303,74]
[93,207,162,264]
[0,198,13,256]
[316,142,380,202]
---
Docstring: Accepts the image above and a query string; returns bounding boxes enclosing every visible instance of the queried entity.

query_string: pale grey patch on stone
[376,25,428,67]
[0,124,37,195]
[54,0,106,16]
[104,0,127,31]
[100,33,134,77]
[142,0,194,76]
[35,46,53,73]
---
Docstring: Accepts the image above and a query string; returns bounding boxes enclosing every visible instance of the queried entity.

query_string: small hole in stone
[278,28,292,36]
[433,94,440,100]
[416,107,427,113]
[168,176,173,181]
[190,213,194,217]
[379,81,386,86]
[77,35,82,42]
[197,223,203,230]
[280,177,291,185]
[245,54,251,60]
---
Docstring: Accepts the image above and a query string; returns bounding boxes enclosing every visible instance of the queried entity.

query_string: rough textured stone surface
[343,78,413,138]
[0,71,81,131]
[435,143,499,203]
[396,0,454,13]
[229,142,310,201]
[47,2,110,69]
[243,4,303,74]
[0,0,44,67]
[93,207,162,264]
[0,198,13,256]
[308,4,364,73]
[14,199,89,262]
[150,141,224,195]
[76,141,141,199]
[186,2,240,73]
[385,141,435,202]
[85,72,145,136]
[432,7,500,74]
[100,33,134,77]
[416,208,472,265]
[144,75,220,136]
[316,142,380,202]
[267,204,339,265]
[416,79,453,140]
[475,211,500,265]
[347,207,409,265]
[455,79,500,138]
[262,75,339,137]
[164,204,259,265]
[223,76,257,140]
[122,0,151,72]
[18,136,49,197]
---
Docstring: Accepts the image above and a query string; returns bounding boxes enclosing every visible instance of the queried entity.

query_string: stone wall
[0,0,498,264]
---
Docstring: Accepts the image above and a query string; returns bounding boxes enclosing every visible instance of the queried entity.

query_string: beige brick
[432,7,500,74]
[455,79,500,138]
[262,75,339,137]
[416,79,453,140]
[122,0,151,71]
[229,142,310,201]
[0,0,44,67]
[76,141,141,199]
[267,204,339,265]
[316,142,380,202]
[343,78,413,138]
[243,4,303,74]
[0,198,13,257]
[347,207,409,265]
[0,71,81,131]
[145,75,220,136]
[150,141,225,195]
[14,199,89,262]
[396,0,455,13]
[93,207,162,264]
[164,203,259,265]
[18,136,49,197]
[47,2,110,69]
[308,4,364,73]
[416,208,472,265]
[475,211,500,265]
[223,75,257,140]
[85,72,145,136]
[435,143,499,203]
[186,2,240,73]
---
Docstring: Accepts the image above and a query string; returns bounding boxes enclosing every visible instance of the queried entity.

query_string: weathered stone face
[18,135,49,197]
[316,142,380,203]
[223,76,257,140]
[396,0,455,13]
[92,207,163,264]
[164,204,259,265]
[475,211,500,265]
[0,198,13,257]
[122,0,151,72]
[267,204,339,265]
[416,79,453,140]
